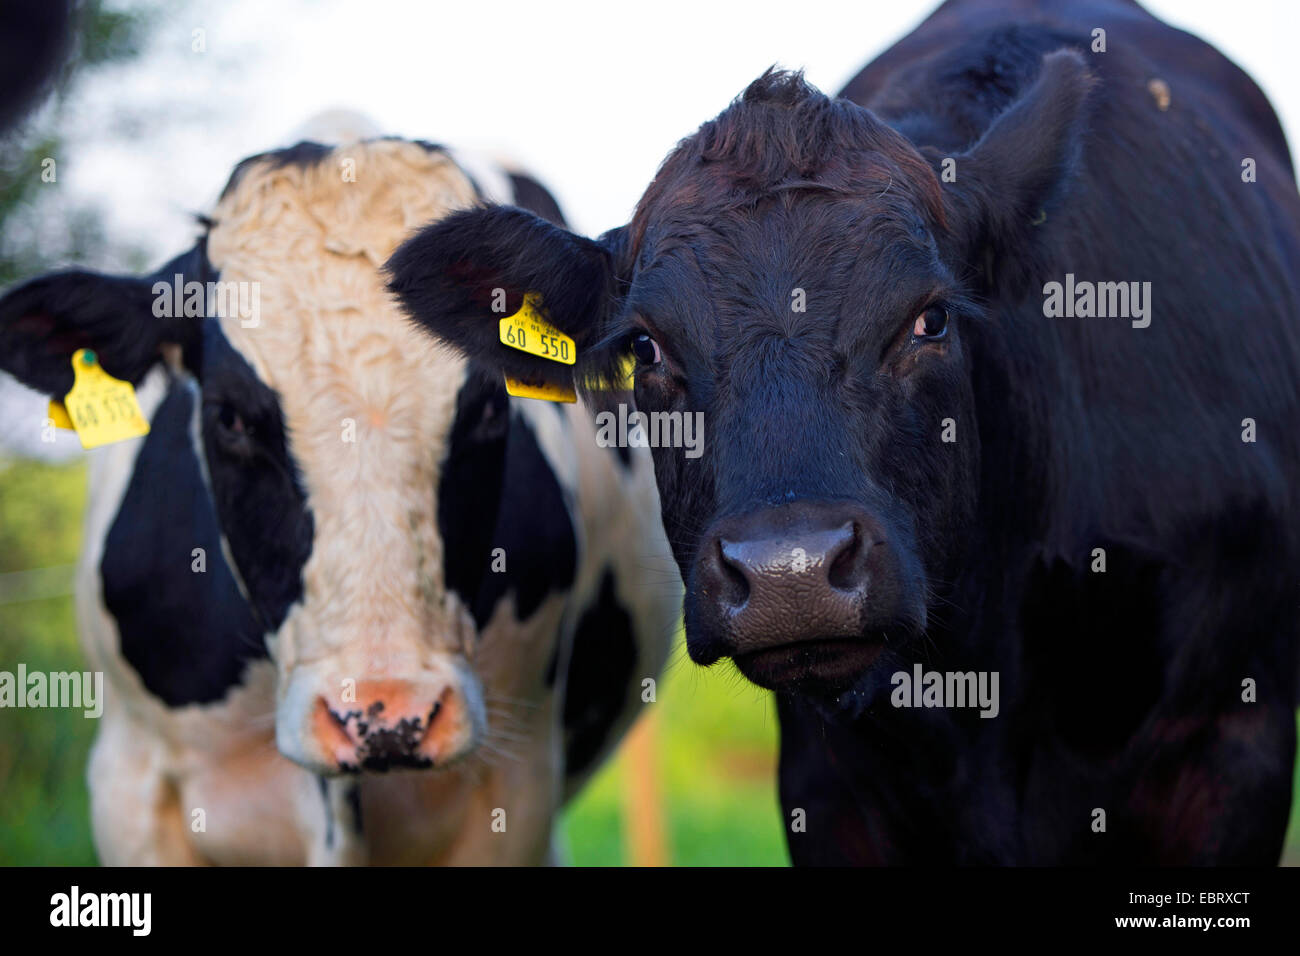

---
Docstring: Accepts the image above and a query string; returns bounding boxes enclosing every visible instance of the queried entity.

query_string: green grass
[1,455,1297,866]
[0,457,97,866]
[560,651,787,866]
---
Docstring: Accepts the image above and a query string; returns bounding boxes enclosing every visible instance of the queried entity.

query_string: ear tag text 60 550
[498,292,576,365]
[499,291,577,402]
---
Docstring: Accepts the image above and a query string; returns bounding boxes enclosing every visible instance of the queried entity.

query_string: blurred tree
[0,0,160,286]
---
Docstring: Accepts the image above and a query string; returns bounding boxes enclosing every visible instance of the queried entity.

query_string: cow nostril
[714,537,751,612]
[826,521,868,593]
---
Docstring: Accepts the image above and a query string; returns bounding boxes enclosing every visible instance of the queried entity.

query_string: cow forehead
[208,138,478,274]
[204,138,475,458]
[197,140,479,636]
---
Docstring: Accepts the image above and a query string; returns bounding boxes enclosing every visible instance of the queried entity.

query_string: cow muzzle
[277,657,485,775]
[688,499,924,692]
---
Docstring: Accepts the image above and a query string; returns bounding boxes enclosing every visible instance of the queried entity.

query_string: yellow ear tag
[46,400,74,430]
[61,349,150,449]
[499,292,576,365]
[504,373,576,404]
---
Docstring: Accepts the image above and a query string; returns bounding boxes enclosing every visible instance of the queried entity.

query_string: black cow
[387,0,1300,864]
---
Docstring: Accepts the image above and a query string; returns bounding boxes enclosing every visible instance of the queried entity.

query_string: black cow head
[388,52,1093,701]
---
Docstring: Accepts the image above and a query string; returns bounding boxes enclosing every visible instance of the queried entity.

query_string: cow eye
[631,332,662,366]
[218,403,248,436]
[212,403,257,453]
[913,305,949,339]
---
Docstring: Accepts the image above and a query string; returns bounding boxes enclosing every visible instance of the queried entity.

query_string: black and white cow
[0,136,678,864]
[387,0,1300,863]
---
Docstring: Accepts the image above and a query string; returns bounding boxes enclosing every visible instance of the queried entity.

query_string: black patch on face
[197,321,314,631]
[437,366,512,626]
[102,379,268,706]
[559,569,638,777]
[472,408,578,627]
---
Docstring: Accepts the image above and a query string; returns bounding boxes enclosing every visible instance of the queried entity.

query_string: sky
[52,0,1300,258]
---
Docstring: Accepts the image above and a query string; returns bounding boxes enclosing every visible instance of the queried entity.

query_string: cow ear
[0,269,194,397]
[941,49,1095,293]
[386,206,626,390]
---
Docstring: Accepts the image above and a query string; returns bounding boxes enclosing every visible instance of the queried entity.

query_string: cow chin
[275,654,487,776]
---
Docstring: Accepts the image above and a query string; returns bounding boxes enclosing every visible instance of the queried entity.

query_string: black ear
[0,268,195,397]
[942,49,1095,292]
[386,206,626,389]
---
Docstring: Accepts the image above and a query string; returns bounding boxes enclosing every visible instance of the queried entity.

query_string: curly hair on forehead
[630,68,946,254]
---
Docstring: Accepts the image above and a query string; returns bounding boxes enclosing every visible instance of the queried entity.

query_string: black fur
[507,172,567,226]
[473,408,577,626]
[0,267,194,396]
[559,570,637,777]
[196,320,314,632]
[437,365,512,627]
[0,0,70,131]
[386,207,626,390]
[102,379,268,706]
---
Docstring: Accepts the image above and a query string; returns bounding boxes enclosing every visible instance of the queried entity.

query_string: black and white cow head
[0,138,566,773]
[387,57,1093,702]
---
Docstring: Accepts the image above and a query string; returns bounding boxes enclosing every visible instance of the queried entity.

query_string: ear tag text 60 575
[55,349,150,449]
